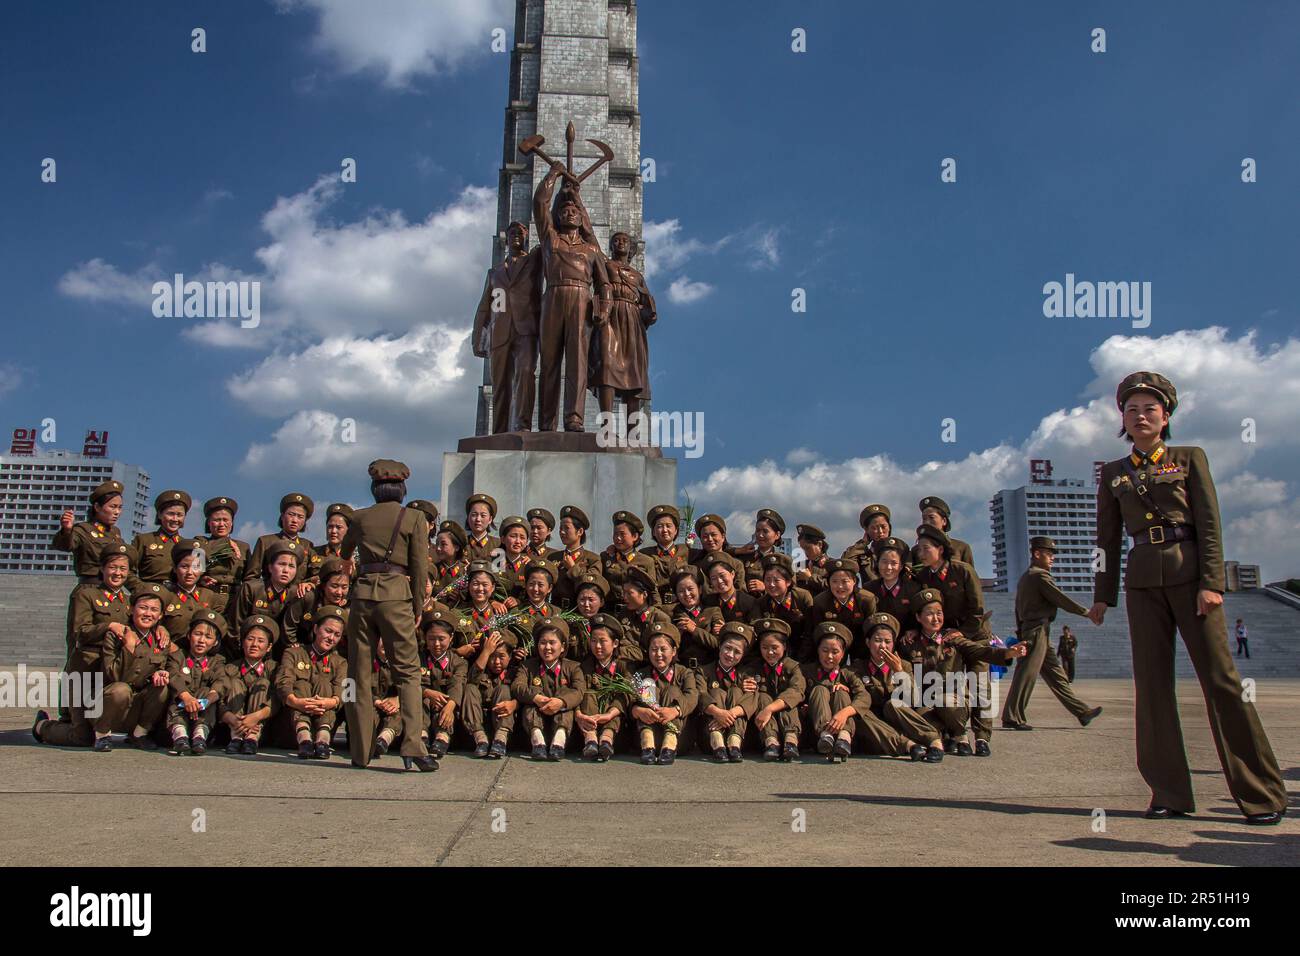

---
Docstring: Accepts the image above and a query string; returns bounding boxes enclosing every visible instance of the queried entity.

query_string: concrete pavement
[2,678,1296,866]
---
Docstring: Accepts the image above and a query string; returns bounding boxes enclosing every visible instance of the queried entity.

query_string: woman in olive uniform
[245,493,316,594]
[601,510,664,603]
[1087,371,1285,825]
[841,504,892,584]
[127,490,192,591]
[865,537,920,626]
[526,507,555,559]
[546,505,602,606]
[314,503,354,565]
[794,523,831,596]
[914,496,975,569]
[733,508,786,596]
[52,479,126,657]
[198,496,248,619]
[464,493,500,562]
[431,519,470,604]
[497,515,533,604]
[641,504,689,603]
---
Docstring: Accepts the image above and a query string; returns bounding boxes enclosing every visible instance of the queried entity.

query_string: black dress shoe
[943,739,958,755]
[314,742,330,760]
[431,738,449,759]
[1001,721,1033,731]
[582,740,600,760]
[31,709,49,743]
[547,743,564,761]
[908,744,927,761]
[924,746,944,763]
[531,744,548,761]
[597,741,614,762]
[475,740,492,759]
[658,748,676,765]
[169,736,192,756]
[956,741,973,757]
[782,741,799,762]
[974,740,991,757]
[832,739,852,762]
[489,740,507,759]
[816,734,835,755]
[243,738,259,755]
[226,738,244,754]
[1144,805,1190,819]
[372,737,389,760]
[1079,706,1103,727]
[128,734,158,751]
[640,747,657,765]
[727,746,743,763]
[1245,810,1284,826]
[297,741,315,759]
[712,746,728,763]
[190,737,208,756]
[763,742,781,761]
[408,754,439,772]
[93,736,113,753]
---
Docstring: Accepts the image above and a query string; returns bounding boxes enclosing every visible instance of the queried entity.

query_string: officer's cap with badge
[859,504,891,528]
[755,508,785,534]
[498,515,528,537]
[130,583,167,607]
[574,571,611,599]
[587,613,624,641]
[263,538,301,568]
[825,557,860,581]
[531,614,571,647]
[559,505,589,530]
[99,542,131,565]
[647,504,680,529]
[203,496,239,518]
[612,510,644,535]
[407,500,438,523]
[1116,371,1178,439]
[466,493,497,517]
[279,492,315,519]
[644,617,681,649]
[154,489,192,515]
[752,616,792,643]
[864,612,901,640]
[915,524,952,557]
[526,507,556,529]
[815,619,854,650]
[241,614,280,642]
[437,519,468,549]
[326,502,356,522]
[186,608,228,639]
[717,620,755,648]
[90,479,125,504]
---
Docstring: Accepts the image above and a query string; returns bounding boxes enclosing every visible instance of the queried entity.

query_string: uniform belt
[612,292,639,303]
[551,278,589,289]
[358,562,407,575]
[1131,525,1196,546]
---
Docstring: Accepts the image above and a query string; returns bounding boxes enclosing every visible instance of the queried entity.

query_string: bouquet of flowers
[590,670,638,711]
[679,493,698,549]
[433,569,468,603]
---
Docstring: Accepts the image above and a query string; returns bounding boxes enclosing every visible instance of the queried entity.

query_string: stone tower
[474,0,644,436]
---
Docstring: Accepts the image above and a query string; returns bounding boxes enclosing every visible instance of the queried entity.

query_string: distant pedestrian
[1235,618,1249,658]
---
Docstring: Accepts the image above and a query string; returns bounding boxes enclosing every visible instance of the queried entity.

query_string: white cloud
[239,410,443,484]
[686,327,1300,582]
[277,0,513,88]
[642,219,731,280]
[234,519,274,544]
[667,276,713,305]
[0,363,23,397]
[748,227,781,269]
[58,258,158,307]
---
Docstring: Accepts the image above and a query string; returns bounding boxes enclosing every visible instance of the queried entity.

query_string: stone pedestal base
[442,434,677,550]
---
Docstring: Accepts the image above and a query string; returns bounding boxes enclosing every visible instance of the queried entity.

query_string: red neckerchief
[595,660,616,676]
[764,661,784,678]
[546,663,562,679]
[818,668,840,682]
[716,665,736,682]
[186,656,210,672]
[240,659,265,677]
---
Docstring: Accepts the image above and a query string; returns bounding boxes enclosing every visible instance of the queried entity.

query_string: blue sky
[3,0,1299,578]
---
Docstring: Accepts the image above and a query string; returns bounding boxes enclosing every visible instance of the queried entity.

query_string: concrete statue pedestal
[441,431,677,548]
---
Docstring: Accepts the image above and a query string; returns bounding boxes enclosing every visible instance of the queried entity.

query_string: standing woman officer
[1088,372,1285,825]
[53,478,125,656]
[342,460,437,773]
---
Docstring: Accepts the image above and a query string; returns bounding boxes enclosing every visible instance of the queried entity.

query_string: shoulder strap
[1120,457,1178,527]
[382,505,410,564]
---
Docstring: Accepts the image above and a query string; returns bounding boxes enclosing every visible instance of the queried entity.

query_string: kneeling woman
[275,606,349,759]
[96,584,174,752]
[512,617,586,761]
[630,619,699,765]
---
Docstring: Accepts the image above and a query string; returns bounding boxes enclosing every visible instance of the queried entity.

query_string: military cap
[526,507,556,529]
[531,615,571,643]
[864,612,901,639]
[700,551,744,580]
[752,616,793,642]
[318,557,349,581]
[203,496,238,517]
[186,608,227,638]
[859,504,891,528]
[465,559,497,580]
[422,607,469,634]
[588,613,624,641]
[717,620,755,648]
[498,514,528,537]
[311,605,349,629]
[762,552,795,579]
[622,565,657,595]
[130,583,167,606]
[559,505,589,529]
[241,614,280,641]
[669,565,704,590]
[1030,535,1059,553]
[326,502,355,522]
[524,558,558,584]
[170,538,206,566]
[875,536,912,561]
[90,479,124,502]
[918,496,951,518]
[506,220,529,237]
[263,539,302,566]
[796,523,827,543]
[574,572,611,599]
[437,519,468,549]
[695,513,726,535]
[915,524,951,554]
[154,489,192,513]
[612,510,644,535]
[466,493,498,517]
[367,459,410,482]
[825,557,860,580]
[915,587,944,609]
[755,508,786,534]
[1116,371,1177,414]
[280,492,315,519]
[99,542,131,565]
[647,504,681,528]
[644,617,681,648]
[815,620,854,648]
